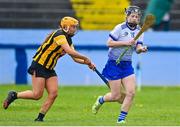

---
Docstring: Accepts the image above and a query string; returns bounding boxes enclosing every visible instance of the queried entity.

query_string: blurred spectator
[144,0,174,31]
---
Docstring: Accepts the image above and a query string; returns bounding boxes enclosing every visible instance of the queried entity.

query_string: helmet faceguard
[60,16,79,36]
[125,6,142,16]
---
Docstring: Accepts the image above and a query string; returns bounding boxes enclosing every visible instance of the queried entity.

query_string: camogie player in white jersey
[92,6,148,124]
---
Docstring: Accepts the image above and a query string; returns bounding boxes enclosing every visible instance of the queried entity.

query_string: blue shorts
[102,60,134,80]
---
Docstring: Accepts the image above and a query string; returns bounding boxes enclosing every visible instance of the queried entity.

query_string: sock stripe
[121,111,128,115]
[98,96,104,104]
[119,114,126,117]
[118,111,128,121]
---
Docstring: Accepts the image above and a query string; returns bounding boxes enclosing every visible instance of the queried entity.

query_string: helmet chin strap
[127,22,137,28]
[63,26,76,37]
[62,26,69,33]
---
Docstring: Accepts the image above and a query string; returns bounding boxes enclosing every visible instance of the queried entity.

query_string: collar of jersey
[126,22,137,31]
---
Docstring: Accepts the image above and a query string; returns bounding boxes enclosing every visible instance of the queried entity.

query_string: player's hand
[136,45,148,53]
[88,62,96,71]
[84,58,96,70]
[140,45,148,52]
[127,39,136,46]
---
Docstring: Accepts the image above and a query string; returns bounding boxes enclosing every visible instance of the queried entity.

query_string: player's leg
[118,84,126,104]
[103,81,126,104]
[117,74,136,123]
[35,76,58,121]
[3,73,45,109]
[92,79,123,114]
[103,79,122,102]
[18,73,45,99]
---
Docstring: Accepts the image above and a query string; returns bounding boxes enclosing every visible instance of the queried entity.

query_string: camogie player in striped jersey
[3,16,95,121]
[92,6,148,124]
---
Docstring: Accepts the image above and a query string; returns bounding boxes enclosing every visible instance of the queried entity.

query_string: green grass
[0,85,180,126]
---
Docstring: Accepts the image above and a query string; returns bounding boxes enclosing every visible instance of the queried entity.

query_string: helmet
[60,16,79,29]
[125,6,142,28]
[125,6,142,16]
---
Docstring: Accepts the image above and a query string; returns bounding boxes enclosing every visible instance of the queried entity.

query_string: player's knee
[126,91,135,98]
[49,91,58,100]
[111,94,121,101]
[119,93,126,104]
[33,93,43,100]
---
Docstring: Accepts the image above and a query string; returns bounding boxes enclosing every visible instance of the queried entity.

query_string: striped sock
[118,111,128,121]
[98,96,104,104]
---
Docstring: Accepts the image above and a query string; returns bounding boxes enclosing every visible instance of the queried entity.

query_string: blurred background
[0,0,179,86]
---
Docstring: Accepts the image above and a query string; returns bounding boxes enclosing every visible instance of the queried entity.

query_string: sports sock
[98,96,104,104]
[118,111,128,121]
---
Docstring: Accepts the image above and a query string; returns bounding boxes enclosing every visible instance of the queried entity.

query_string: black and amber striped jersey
[33,29,73,70]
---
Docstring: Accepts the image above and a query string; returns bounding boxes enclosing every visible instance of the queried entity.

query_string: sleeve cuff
[136,41,143,46]
[109,34,118,41]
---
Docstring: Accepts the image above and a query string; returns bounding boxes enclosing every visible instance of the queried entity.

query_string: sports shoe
[34,118,44,122]
[117,120,126,124]
[3,91,17,109]
[92,96,103,114]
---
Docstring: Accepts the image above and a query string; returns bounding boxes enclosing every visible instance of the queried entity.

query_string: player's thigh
[32,73,45,93]
[109,79,122,96]
[121,74,136,93]
[45,76,58,95]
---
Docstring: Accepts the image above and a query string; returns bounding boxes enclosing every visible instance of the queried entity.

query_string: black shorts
[28,61,57,79]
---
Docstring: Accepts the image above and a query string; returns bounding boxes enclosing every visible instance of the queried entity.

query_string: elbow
[72,57,76,62]
[107,41,113,47]
[107,43,115,48]
[65,49,73,56]
[67,52,72,55]
[66,52,72,56]
[107,43,111,47]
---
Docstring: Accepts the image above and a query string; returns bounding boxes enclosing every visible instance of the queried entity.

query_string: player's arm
[54,35,89,63]
[61,43,96,69]
[107,38,136,47]
[62,43,96,69]
[69,45,96,69]
[70,45,85,64]
[72,57,84,64]
[72,56,96,70]
[54,35,95,69]
[61,43,91,63]
[135,33,147,54]
[70,45,96,69]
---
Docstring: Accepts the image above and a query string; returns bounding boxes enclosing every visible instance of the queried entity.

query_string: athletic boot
[117,120,126,124]
[92,96,103,114]
[3,91,17,109]
[34,113,45,122]
[34,118,44,122]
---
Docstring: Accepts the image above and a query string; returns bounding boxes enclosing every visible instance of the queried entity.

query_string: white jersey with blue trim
[108,22,144,61]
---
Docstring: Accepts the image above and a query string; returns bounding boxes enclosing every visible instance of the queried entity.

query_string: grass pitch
[0,85,180,126]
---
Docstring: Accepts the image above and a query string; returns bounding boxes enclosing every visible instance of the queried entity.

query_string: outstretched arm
[71,57,84,64]
[61,43,89,61]
[71,57,96,70]
[61,43,95,70]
